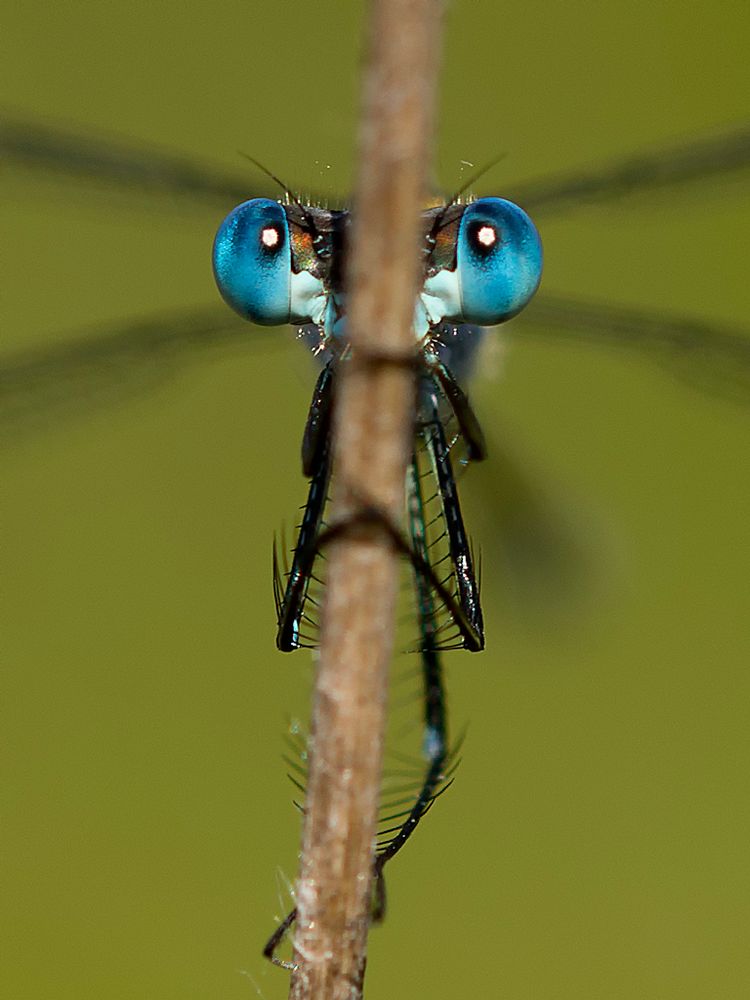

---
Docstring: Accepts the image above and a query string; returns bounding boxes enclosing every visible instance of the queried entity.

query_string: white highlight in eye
[261,226,280,248]
[477,224,497,247]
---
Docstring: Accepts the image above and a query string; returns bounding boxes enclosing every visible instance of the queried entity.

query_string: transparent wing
[0,305,253,440]
[506,123,750,217]
[522,293,750,403]
[1,111,268,206]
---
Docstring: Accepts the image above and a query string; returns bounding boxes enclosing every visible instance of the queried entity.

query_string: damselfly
[211,191,542,959]
[2,113,749,972]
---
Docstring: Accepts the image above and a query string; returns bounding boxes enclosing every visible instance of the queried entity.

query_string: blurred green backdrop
[2,1,749,997]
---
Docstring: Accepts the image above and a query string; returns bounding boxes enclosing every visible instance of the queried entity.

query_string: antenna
[237,151,320,233]
[445,152,507,206]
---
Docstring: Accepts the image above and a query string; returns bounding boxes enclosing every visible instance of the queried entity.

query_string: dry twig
[288,1,444,997]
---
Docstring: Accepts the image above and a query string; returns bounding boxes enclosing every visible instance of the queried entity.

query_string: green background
[2,1,749,997]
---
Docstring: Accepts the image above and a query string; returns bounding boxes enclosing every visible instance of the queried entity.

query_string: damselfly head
[213,195,542,339]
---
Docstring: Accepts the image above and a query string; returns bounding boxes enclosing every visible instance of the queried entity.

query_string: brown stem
[287,1,444,998]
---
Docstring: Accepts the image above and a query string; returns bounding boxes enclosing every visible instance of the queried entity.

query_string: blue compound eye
[212,199,292,325]
[456,198,542,325]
